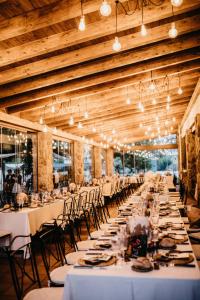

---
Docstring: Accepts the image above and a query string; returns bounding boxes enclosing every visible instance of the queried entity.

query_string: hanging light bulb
[112,129,116,134]
[171,0,183,7]
[167,95,171,102]
[39,116,43,125]
[139,123,143,128]
[172,117,176,122]
[149,81,156,91]
[92,126,96,133]
[77,122,83,129]
[170,126,174,131]
[152,98,157,105]
[147,126,151,131]
[51,105,55,113]
[69,115,74,126]
[165,120,169,126]
[53,126,57,134]
[141,105,144,112]
[79,15,85,31]
[84,111,89,119]
[112,36,121,52]
[177,87,183,95]
[169,22,178,38]
[141,24,147,37]
[166,103,170,111]
[43,124,48,133]
[100,0,111,16]
[126,97,131,105]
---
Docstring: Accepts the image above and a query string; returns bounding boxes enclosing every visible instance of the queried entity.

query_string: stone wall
[106,148,114,176]
[93,146,102,178]
[74,141,84,183]
[185,130,196,196]
[37,132,53,191]
[195,114,200,205]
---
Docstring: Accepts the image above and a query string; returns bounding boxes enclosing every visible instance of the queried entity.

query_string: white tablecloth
[63,196,200,300]
[0,200,64,249]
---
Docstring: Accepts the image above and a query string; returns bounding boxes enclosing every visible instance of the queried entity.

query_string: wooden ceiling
[0,0,199,145]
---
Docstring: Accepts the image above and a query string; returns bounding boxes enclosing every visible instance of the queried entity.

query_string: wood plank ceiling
[0,0,199,146]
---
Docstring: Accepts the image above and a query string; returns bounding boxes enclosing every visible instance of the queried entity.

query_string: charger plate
[78,255,117,267]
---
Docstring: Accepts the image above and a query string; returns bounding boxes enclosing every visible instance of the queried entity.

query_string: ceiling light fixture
[79,1,86,31]
[140,1,147,37]
[77,122,83,129]
[149,70,156,91]
[177,74,183,95]
[112,2,121,52]
[171,0,183,7]
[169,6,178,38]
[69,115,74,126]
[100,0,112,16]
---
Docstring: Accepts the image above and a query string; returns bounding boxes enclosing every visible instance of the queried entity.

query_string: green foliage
[157,156,172,171]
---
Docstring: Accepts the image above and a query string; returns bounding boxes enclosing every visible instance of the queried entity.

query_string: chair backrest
[4,235,40,300]
[32,227,64,284]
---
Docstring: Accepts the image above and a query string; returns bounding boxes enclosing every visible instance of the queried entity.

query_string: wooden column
[106,148,114,177]
[93,146,102,178]
[74,141,84,183]
[37,132,53,191]
[195,114,200,206]
[185,129,196,196]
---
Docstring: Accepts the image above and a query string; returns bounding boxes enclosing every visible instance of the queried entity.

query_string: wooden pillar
[195,114,200,206]
[106,148,114,176]
[93,146,102,178]
[185,129,196,196]
[74,141,84,183]
[37,132,53,191]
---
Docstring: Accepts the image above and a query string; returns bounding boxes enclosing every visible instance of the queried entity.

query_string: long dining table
[63,192,200,300]
[0,199,64,249]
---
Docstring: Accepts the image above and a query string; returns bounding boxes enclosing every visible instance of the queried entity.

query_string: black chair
[3,235,40,300]
[32,226,68,287]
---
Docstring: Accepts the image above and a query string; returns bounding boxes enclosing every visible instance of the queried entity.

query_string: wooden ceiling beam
[21,84,194,128]
[0,0,108,42]
[59,100,188,132]
[0,21,199,86]
[44,89,193,128]
[42,87,194,126]
[1,46,199,99]
[0,6,199,67]
[3,60,200,112]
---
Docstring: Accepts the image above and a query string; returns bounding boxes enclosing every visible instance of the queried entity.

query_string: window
[0,126,36,204]
[83,144,93,182]
[52,139,73,187]
[101,149,107,176]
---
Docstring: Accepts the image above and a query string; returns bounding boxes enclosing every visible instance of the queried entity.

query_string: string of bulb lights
[38,69,183,148]
[78,0,183,52]
[38,0,184,149]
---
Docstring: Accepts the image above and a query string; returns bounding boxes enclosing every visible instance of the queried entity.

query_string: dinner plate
[131,258,153,272]
[78,255,117,267]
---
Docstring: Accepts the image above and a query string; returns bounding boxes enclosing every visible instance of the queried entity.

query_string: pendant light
[177,74,183,95]
[168,6,178,38]
[79,1,86,31]
[140,1,147,37]
[126,86,131,104]
[69,115,74,126]
[112,1,121,52]
[171,0,183,7]
[77,122,83,129]
[149,71,156,91]
[100,1,111,16]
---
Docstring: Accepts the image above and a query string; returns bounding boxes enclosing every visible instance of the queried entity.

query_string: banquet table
[63,195,200,300]
[0,200,64,249]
